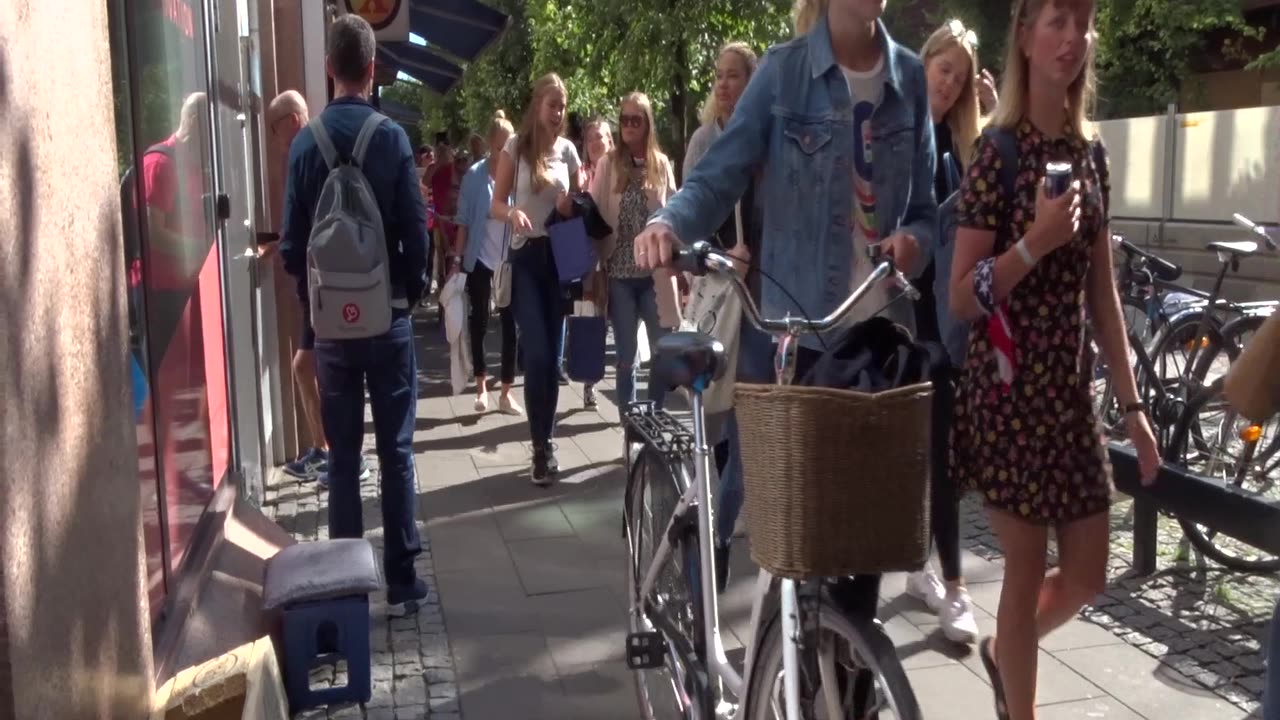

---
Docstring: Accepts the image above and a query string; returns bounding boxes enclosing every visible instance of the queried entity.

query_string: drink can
[1045,162,1073,198]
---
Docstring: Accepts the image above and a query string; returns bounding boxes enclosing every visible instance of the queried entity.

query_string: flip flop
[979,636,1010,720]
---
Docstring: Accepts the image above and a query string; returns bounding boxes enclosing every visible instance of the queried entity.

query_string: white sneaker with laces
[941,588,979,644]
[474,393,489,413]
[905,565,946,613]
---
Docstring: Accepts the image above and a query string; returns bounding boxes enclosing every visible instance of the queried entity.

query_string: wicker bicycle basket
[734,382,934,579]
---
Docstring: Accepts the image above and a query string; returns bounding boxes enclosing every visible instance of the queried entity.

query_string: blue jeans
[716,318,775,547]
[608,276,669,408]
[314,314,422,588]
[511,240,565,446]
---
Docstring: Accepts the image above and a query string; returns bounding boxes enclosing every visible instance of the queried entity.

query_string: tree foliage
[1095,0,1257,117]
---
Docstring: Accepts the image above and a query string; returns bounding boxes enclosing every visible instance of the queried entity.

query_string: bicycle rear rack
[623,401,695,462]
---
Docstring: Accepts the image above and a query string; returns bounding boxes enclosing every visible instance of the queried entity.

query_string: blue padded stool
[263,539,383,712]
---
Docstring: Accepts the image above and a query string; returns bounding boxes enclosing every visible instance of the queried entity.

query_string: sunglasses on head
[948,19,978,49]
[619,114,646,129]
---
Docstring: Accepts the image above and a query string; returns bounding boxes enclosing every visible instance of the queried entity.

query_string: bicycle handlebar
[672,241,919,337]
[1232,213,1278,251]
[1111,232,1182,279]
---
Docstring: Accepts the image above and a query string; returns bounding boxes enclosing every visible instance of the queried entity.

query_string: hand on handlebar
[881,231,920,276]
[635,222,678,270]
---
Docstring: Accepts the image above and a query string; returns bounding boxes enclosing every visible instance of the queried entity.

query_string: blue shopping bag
[548,216,597,284]
[565,301,607,383]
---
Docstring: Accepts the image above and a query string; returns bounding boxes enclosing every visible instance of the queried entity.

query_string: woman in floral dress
[946,1,1159,718]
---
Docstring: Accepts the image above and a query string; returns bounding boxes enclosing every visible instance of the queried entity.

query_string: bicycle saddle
[651,331,726,393]
[1207,240,1260,256]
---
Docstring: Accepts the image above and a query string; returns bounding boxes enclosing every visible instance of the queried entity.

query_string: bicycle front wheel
[745,595,920,720]
[625,443,710,719]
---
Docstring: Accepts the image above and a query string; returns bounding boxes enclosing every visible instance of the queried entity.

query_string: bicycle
[1159,215,1280,571]
[622,242,924,720]
[1092,214,1278,445]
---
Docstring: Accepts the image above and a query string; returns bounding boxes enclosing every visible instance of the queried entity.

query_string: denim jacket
[654,15,937,338]
[456,157,512,273]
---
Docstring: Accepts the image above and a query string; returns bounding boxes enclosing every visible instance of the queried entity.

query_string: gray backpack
[307,112,401,340]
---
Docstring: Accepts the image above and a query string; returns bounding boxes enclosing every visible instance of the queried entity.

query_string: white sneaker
[940,588,979,644]
[906,565,946,613]
[474,393,489,412]
[499,393,524,416]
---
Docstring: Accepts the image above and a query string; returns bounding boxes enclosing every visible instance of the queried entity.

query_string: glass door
[206,0,267,503]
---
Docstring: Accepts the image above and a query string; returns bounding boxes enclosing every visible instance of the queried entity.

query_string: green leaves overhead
[413,0,791,162]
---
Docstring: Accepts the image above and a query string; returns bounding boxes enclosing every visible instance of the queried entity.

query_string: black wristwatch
[1121,401,1146,416]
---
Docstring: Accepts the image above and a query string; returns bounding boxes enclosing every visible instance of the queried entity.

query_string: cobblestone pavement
[959,494,1277,716]
[262,432,460,718]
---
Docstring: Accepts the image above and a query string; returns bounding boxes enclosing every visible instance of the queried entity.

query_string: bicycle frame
[632,248,913,720]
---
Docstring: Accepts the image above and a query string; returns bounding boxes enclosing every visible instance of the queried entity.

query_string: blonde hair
[793,0,828,36]
[989,0,1097,137]
[700,42,759,126]
[611,92,669,195]
[488,109,513,140]
[517,74,568,192]
[921,22,981,168]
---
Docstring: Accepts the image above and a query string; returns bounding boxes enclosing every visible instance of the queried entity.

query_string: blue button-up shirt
[280,96,429,308]
[456,157,511,273]
[653,15,937,342]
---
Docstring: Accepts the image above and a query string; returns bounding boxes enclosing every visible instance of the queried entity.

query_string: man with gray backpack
[280,14,430,609]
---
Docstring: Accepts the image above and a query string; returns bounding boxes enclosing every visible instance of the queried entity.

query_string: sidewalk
[266,309,1271,719]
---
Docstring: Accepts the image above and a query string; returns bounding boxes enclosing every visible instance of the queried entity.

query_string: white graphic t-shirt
[841,57,890,327]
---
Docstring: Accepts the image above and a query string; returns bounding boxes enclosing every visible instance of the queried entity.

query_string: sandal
[979,636,1010,720]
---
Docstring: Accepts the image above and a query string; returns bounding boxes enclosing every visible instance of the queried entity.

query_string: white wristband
[1014,237,1038,268]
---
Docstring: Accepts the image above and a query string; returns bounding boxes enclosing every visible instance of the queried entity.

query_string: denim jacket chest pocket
[781,117,835,192]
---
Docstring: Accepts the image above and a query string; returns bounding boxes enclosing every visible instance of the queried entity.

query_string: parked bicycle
[1161,215,1280,571]
[1093,214,1277,445]
[1096,214,1279,571]
[622,242,925,719]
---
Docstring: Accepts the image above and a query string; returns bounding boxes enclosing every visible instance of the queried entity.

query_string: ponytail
[793,0,828,36]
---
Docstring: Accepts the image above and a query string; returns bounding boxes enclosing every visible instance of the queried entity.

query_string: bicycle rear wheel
[1171,374,1280,572]
[744,594,920,720]
[625,443,710,719]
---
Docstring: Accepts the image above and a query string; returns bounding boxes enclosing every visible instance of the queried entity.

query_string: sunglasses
[619,114,647,129]
[949,19,978,49]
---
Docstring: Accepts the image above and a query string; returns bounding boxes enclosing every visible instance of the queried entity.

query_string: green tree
[1095,0,1256,117]
[524,0,792,172]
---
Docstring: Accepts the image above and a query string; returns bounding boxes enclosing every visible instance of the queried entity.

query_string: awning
[408,0,509,64]
[378,96,423,129]
[377,44,462,94]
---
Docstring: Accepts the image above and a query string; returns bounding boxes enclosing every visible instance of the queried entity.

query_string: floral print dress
[949,120,1114,524]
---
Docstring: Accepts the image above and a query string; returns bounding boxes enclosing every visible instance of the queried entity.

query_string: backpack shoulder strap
[309,116,338,170]
[1091,137,1109,216]
[352,112,389,168]
[981,126,1020,203]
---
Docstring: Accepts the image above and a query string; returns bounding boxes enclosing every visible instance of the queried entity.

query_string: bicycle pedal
[625,631,666,669]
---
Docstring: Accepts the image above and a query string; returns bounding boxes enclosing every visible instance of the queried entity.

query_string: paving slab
[265,309,1276,718]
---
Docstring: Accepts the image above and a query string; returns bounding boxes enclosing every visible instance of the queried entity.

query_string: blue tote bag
[564,301,607,383]
[548,216,597,284]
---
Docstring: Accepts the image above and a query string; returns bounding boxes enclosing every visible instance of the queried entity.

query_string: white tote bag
[681,203,745,415]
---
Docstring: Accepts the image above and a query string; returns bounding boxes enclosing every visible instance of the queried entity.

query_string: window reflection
[108,0,233,622]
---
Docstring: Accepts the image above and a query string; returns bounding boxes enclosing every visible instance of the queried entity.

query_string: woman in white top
[490,73,583,485]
